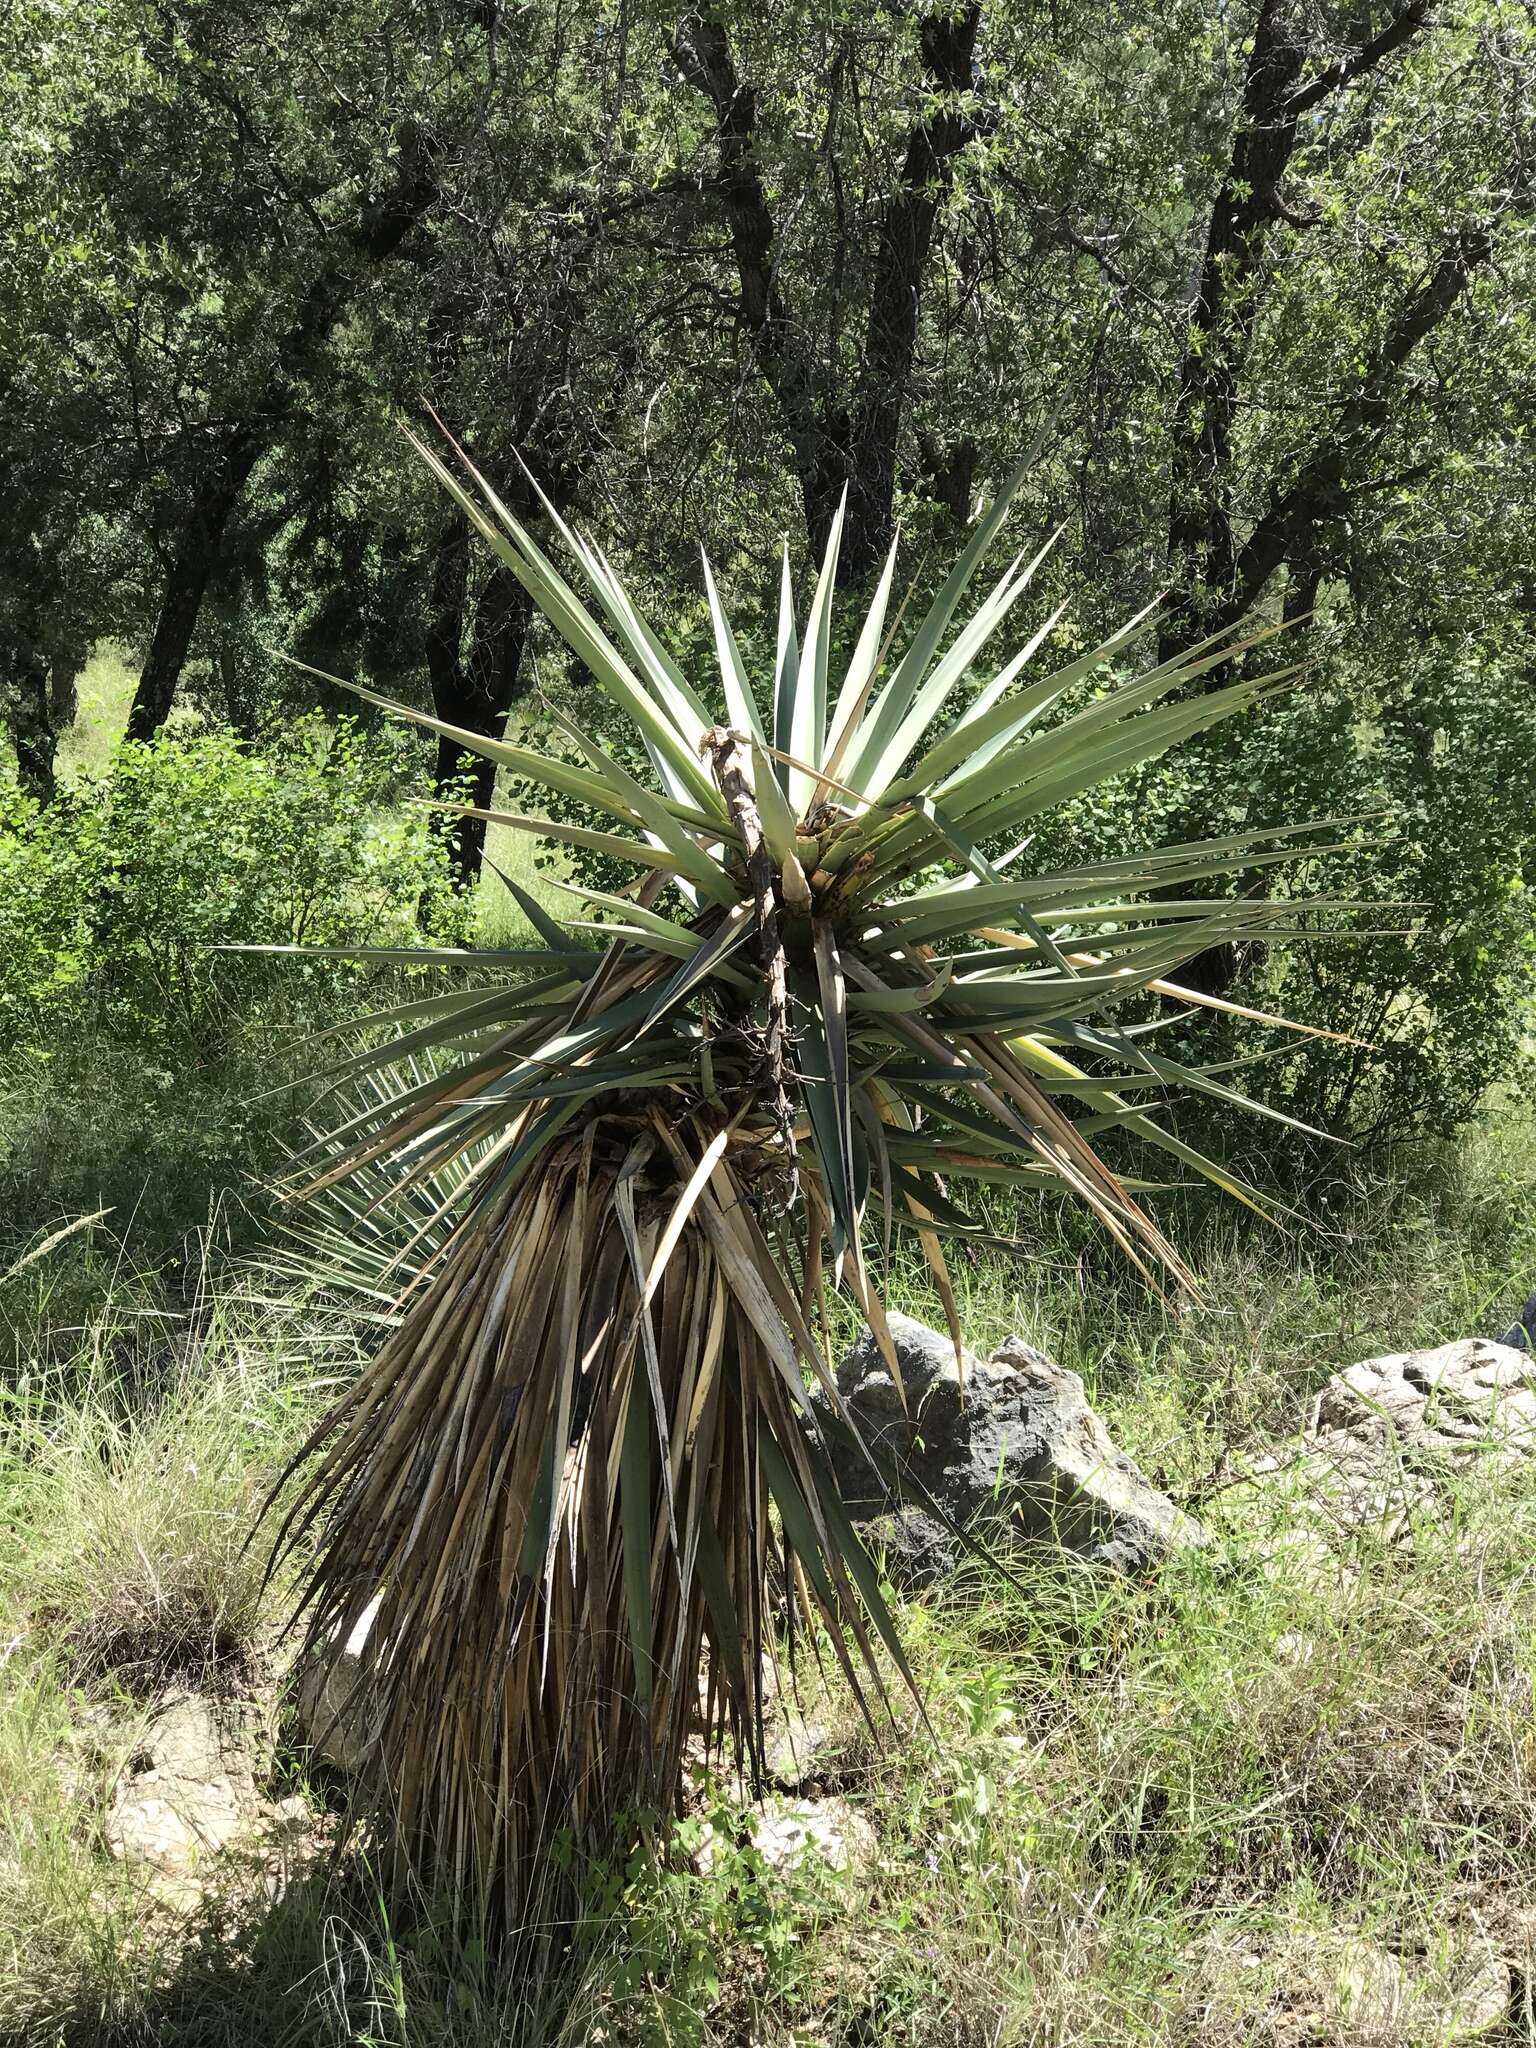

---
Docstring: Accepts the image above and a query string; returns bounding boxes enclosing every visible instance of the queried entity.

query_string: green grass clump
[53,644,140,782]
[7,1375,280,1693]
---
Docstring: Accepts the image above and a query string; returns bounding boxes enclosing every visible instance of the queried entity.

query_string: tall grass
[53,644,140,781]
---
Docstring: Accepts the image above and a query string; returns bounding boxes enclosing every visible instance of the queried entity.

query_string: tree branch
[1223,227,1491,627]
[1162,0,1436,655]
[674,6,985,578]
[1284,0,1433,121]
[670,16,820,464]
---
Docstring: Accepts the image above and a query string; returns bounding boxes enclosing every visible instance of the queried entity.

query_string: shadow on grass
[17,1857,593,2048]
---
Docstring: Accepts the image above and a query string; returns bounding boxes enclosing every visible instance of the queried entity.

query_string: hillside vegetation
[2,1081,1534,2043]
[5,0,1536,2036]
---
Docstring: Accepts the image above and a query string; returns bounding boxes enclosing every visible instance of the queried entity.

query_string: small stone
[764,1711,832,1783]
[697,1795,875,1876]
[1273,1631,1314,1664]
[105,1795,201,1871]
[752,1797,873,1871]
[1330,1936,1405,2030]
[1250,1523,1344,1587]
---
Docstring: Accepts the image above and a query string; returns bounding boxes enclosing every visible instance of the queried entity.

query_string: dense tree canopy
[3,0,1533,1139]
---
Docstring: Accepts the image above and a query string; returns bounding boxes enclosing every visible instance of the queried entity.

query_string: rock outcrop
[1249,1337,1536,1532]
[822,1313,1205,1582]
[103,1692,315,1909]
[1311,1337,1536,1462]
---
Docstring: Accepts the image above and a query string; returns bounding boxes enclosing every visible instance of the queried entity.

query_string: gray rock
[1260,1932,1513,2044]
[696,1794,877,1876]
[763,1708,833,1784]
[1292,1338,1536,1528]
[292,1594,384,1774]
[1309,1337,1536,1462]
[822,1313,1205,1581]
[1442,1950,1517,2040]
[105,1694,267,1879]
[1239,1338,1536,1540]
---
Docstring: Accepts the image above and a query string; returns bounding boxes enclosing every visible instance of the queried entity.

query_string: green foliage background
[2,0,1535,1191]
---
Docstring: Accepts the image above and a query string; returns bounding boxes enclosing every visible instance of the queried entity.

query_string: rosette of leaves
[268,435,1346,1931]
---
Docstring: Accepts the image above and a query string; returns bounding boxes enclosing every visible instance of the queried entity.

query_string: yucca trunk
[279,1113,879,1929]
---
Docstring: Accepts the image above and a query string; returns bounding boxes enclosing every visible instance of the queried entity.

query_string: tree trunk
[218,636,257,739]
[125,126,441,739]
[427,512,534,888]
[126,434,262,741]
[48,639,84,732]
[837,5,982,581]
[10,639,56,803]
[676,8,981,585]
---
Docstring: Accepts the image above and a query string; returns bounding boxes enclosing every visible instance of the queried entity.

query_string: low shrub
[0,716,473,1294]
[0,713,468,1061]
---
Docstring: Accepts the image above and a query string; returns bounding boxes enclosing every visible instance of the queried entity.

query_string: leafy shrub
[0,715,468,1060]
[1160,628,1536,1159]
[0,717,470,1281]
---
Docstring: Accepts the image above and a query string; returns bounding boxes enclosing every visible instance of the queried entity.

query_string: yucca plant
[268,436,1348,1934]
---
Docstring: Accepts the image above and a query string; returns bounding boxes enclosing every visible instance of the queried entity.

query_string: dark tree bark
[126,126,441,740]
[217,635,257,740]
[1157,5,1489,999]
[833,5,982,572]
[673,7,983,581]
[419,251,638,888]
[425,511,535,888]
[918,433,980,527]
[1217,228,1490,636]
[48,633,86,732]
[9,636,56,803]
[1159,0,1436,662]
[1165,226,1491,995]
[1150,2,1492,1000]
[128,431,264,739]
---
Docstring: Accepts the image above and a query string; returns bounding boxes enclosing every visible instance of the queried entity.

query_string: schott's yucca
[269,435,1345,1932]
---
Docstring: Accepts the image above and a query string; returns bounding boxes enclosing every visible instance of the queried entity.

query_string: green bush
[0,717,471,1299]
[1156,629,1536,1161]
[0,715,468,1060]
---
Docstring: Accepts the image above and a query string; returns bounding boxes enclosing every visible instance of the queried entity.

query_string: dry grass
[11,1387,274,1692]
